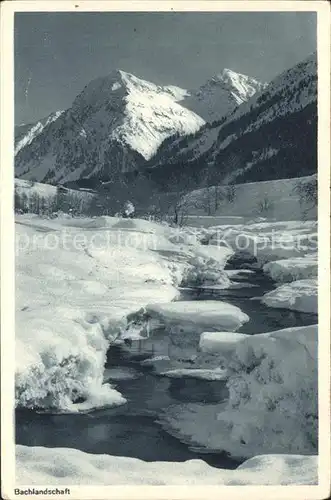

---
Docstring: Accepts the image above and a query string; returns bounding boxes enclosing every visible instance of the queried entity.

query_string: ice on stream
[145,301,249,334]
[261,279,318,314]
[263,255,317,283]
[160,368,228,381]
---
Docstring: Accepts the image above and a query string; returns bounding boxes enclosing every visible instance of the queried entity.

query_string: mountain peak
[15,70,204,183]
[208,68,263,88]
[180,69,266,122]
[217,68,239,78]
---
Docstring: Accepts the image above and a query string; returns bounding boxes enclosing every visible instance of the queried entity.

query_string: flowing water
[16,352,236,468]
[16,265,317,468]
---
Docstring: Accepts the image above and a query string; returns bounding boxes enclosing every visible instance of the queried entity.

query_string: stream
[16,264,317,469]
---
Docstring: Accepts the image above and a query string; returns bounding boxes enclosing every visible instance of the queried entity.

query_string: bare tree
[224,184,236,204]
[293,177,317,209]
[170,195,189,226]
[257,195,274,215]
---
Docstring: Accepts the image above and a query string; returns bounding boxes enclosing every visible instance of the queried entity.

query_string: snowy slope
[14,178,96,214]
[15,71,204,184]
[148,69,265,178]
[182,174,317,222]
[148,52,317,190]
[180,68,266,123]
[208,52,317,184]
[15,111,64,155]
[212,53,317,166]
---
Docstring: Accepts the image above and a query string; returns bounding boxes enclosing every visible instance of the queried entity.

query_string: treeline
[14,184,97,216]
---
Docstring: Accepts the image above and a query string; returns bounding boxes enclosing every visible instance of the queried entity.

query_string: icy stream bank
[15,215,233,412]
[15,215,318,485]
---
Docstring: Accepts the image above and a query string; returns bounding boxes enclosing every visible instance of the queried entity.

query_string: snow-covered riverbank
[16,445,317,485]
[15,214,318,485]
[15,214,233,412]
[159,324,317,459]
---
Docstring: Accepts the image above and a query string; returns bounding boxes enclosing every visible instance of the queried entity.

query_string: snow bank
[16,445,317,485]
[146,301,249,334]
[205,219,317,267]
[262,279,318,313]
[15,216,196,411]
[15,306,126,412]
[199,332,249,355]
[180,245,233,288]
[67,216,121,228]
[111,217,171,235]
[110,219,234,287]
[181,257,231,288]
[141,301,249,364]
[263,256,317,283]
[225,269,255,278]
[15,215,235,411]
[160,325,318,459]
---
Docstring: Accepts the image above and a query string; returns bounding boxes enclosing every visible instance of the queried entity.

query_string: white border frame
[1,2,330,499]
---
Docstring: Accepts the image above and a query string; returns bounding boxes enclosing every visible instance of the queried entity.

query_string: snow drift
[15,215,233,411]
[160,325,318,459]
[262,279,318,314]
[16,445,317,485]
[263,255,317,283]
[15,216,181,411]
[204,219,317,266]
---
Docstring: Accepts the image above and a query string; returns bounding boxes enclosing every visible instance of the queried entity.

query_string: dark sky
[15,11,316,125]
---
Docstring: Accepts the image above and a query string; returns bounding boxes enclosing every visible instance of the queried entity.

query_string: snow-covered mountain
[148,52,317,190]
[15,111,64,156]
[15,56,316,192]
[180,69,266,123]
[15,70,204,184]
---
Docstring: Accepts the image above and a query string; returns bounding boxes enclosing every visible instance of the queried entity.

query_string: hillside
[147,52,317,191]
[181,174,317,224]
[14,179,96,215]
[15,71,204,184]
[15,111,64,156]
[15,68,264,188]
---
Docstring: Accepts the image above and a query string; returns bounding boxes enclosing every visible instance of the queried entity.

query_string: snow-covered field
[14,214,319,486]
[16,445,317,485]
[15,178,96,214]
[183,175,317,223]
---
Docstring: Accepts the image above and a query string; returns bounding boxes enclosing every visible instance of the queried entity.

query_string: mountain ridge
[179,69,267,122]
[15,70,206,183]
[146,52,317,190]
[14,55,315,194]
